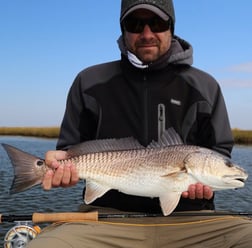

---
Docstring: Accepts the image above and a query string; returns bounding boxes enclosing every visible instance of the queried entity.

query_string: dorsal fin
[67,137,144,157]
[67,127,183,157]
[148,127,183,148]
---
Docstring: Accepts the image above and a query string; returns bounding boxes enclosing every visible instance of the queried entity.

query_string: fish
[2,128,248,216]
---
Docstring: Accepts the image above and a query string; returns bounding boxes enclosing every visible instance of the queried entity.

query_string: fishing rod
[1,210,252,224]
[2,211,252,248]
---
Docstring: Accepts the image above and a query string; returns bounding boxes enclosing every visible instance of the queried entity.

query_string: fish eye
[225,159,233,168]
[36,160,44,166]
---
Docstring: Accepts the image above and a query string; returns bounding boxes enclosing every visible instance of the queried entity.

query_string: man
[28,1,252,247]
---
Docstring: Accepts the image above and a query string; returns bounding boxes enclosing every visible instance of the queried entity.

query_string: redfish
[2,128,248,216]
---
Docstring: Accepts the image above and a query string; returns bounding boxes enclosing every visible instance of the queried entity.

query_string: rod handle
[32,211,98,223]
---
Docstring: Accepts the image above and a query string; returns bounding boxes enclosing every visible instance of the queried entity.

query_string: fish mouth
[234,175,247,181]
[233,178,247,190]
[231,176,247,186]
[223,175,248,188]
[236,178,246,183]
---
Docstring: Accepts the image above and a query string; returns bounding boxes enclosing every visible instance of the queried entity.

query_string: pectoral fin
[84,180,111,204]
[159,192,181,216]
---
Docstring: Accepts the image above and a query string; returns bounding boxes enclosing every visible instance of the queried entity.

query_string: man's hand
[182,183,213,200]
[42,150,79,190]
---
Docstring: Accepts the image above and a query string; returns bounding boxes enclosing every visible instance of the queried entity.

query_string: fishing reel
[4,221,41,248]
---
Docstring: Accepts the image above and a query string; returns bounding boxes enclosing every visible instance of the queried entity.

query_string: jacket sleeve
[209,85,234,157]
[188,84,234,158]
[56,74,98,150]
[183,67,234,158]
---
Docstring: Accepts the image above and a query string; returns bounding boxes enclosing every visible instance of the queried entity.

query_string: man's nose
[140,24,154,37]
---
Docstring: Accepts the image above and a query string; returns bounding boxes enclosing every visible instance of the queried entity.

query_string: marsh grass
[232,129,252,145]
[0,127,252,144]
[0,127,59,138]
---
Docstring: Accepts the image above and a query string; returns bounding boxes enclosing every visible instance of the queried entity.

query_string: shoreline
[0,127,59,139]
[0,127,252,145]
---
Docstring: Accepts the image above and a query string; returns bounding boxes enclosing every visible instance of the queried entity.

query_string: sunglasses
[123,16,171,33]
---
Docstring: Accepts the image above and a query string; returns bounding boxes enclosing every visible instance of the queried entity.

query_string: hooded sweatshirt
[57,36,233,213]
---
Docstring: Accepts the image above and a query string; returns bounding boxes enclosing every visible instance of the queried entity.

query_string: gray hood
[118,35,193,70]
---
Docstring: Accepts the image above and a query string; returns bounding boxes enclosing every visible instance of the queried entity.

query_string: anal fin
[84,180,111,204]
[159,192,181,216]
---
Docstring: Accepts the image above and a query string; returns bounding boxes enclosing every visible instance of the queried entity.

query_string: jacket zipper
[142,74,166,145]
[158,103,166,141]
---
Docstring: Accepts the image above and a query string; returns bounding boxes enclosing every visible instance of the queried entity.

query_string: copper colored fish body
[2,128,248,216]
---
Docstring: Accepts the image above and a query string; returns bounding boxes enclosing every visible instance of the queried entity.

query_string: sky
[0,1,252,129]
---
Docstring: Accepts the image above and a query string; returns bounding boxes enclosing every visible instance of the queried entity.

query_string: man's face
[123,9,172,63]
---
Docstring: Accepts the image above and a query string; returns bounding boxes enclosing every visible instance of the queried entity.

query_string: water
[0,136,252,246]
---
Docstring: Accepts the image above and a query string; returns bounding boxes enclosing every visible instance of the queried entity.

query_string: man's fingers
[61,164,72,187]
[51,165,64,187]
[195,183,204,199]
[70,165,79,185]
[60,164,79,187]
[203,185,213,200]
[182,183,213,200]
[42,163,79,190]
[45,150,68,168]
[42,170,54,190]
[187,184,196,199]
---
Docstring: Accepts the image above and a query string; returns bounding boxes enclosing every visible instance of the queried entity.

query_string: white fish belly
[73,149,196,198]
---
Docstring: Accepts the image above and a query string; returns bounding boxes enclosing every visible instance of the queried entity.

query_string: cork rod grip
[32,211,98,223]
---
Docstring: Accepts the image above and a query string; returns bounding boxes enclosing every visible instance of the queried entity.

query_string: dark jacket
[57,36,234,213]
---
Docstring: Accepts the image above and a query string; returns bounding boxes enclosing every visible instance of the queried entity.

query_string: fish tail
[2,143,43,193]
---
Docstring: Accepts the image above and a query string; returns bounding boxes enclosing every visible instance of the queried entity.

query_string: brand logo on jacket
[170,98,181,106]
